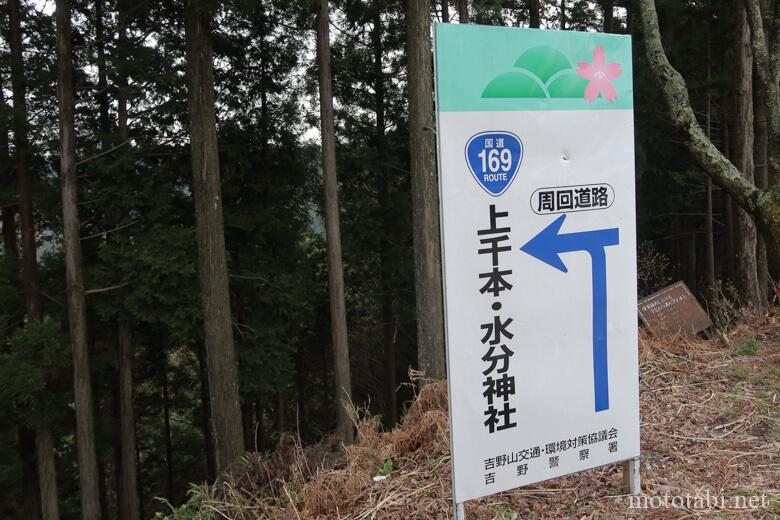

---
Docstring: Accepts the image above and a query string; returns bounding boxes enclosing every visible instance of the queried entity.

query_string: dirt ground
[190,318,780,519]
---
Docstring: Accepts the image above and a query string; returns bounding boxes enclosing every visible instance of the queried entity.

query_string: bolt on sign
[433,24,640,508]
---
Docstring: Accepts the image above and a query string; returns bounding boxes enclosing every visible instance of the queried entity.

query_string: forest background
[1,0,777,519]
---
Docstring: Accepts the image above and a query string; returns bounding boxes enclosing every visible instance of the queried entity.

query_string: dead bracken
[174,320,780,520]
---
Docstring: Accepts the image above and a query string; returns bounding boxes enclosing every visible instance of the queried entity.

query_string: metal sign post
[433,24,641,518]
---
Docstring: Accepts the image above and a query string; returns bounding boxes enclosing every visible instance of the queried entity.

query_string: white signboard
[434,24,640,504]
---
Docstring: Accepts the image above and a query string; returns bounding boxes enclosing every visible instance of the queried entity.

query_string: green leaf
[377,458,393,477]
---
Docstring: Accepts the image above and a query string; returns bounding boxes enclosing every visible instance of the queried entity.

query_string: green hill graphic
[482,46,588,99]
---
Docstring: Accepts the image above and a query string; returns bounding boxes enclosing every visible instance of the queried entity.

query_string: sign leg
[621,457,640,495]
[455,502,465,519]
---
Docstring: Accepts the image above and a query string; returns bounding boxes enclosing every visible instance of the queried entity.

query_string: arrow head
[520,214,569,272]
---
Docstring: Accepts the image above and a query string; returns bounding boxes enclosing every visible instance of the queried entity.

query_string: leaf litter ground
[173,319,780,519]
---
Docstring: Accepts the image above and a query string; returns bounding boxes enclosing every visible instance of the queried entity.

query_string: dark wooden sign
[637,281,713,338]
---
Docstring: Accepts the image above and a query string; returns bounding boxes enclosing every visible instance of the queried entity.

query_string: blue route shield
[465,131,523,196]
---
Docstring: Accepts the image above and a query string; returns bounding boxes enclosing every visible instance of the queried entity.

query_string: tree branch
[75,139,131,166]
[85,281,129,295]
[638,0,764,211]
[746,0,780,139]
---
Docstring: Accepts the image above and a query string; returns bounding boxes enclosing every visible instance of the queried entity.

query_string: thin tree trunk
[732,0,761,309]
[0,98,16,256]
[241,401,253,452]
[529,0,541,28]
[705,39,716,300]
[55,1,101,518]
[117,0,129,143]
[755,74,769,297]
[441,0,449,22]
[407,0,446,382]
[257,1,268,160]
[9,0,40,324]
[457,0,469,23]
[274,392,285,433]
[95,0,110,147]
[8,1,54,514]
[373,11,397,428]
[184,0,245,473]
[560,0,566,29]
[686,231,697,294]
[602,0,614,33]
[723,99,736,282]
[10,1,60,518]
[317,0,353,441]
[161,360,174,500]
[706,181,716,292]
[116,323,139,520]
[253,397,264,453]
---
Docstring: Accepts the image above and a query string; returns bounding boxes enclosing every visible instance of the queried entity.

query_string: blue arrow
[520,214,619,412]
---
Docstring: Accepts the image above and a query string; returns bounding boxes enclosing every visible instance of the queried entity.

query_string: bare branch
[85,281,129,295]
[76,139,131,166]
[81,220,138,241]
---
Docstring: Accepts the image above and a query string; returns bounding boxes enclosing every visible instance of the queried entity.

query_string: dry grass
[184,318,780,519]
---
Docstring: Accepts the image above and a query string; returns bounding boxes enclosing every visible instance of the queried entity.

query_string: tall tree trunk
[732,0,761,309]
[55,1,101,518]
[116,323,139,520]
[441,0,449,22]
[407,0,446,381]
[457,0,469,23]
[317,0,353,440]
[529,0,541,28]
[9,0,59,517]
[113,7,139,517]
[184,0,244,473]
[373,11,397,428]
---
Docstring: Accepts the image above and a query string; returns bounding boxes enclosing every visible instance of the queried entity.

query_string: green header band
[434,24,634,112]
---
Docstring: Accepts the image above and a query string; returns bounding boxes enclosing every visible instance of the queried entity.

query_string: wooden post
[455,501,465,519]
[622,457,640,494]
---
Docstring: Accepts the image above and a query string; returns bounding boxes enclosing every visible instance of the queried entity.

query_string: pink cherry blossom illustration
[576,47,623,103]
